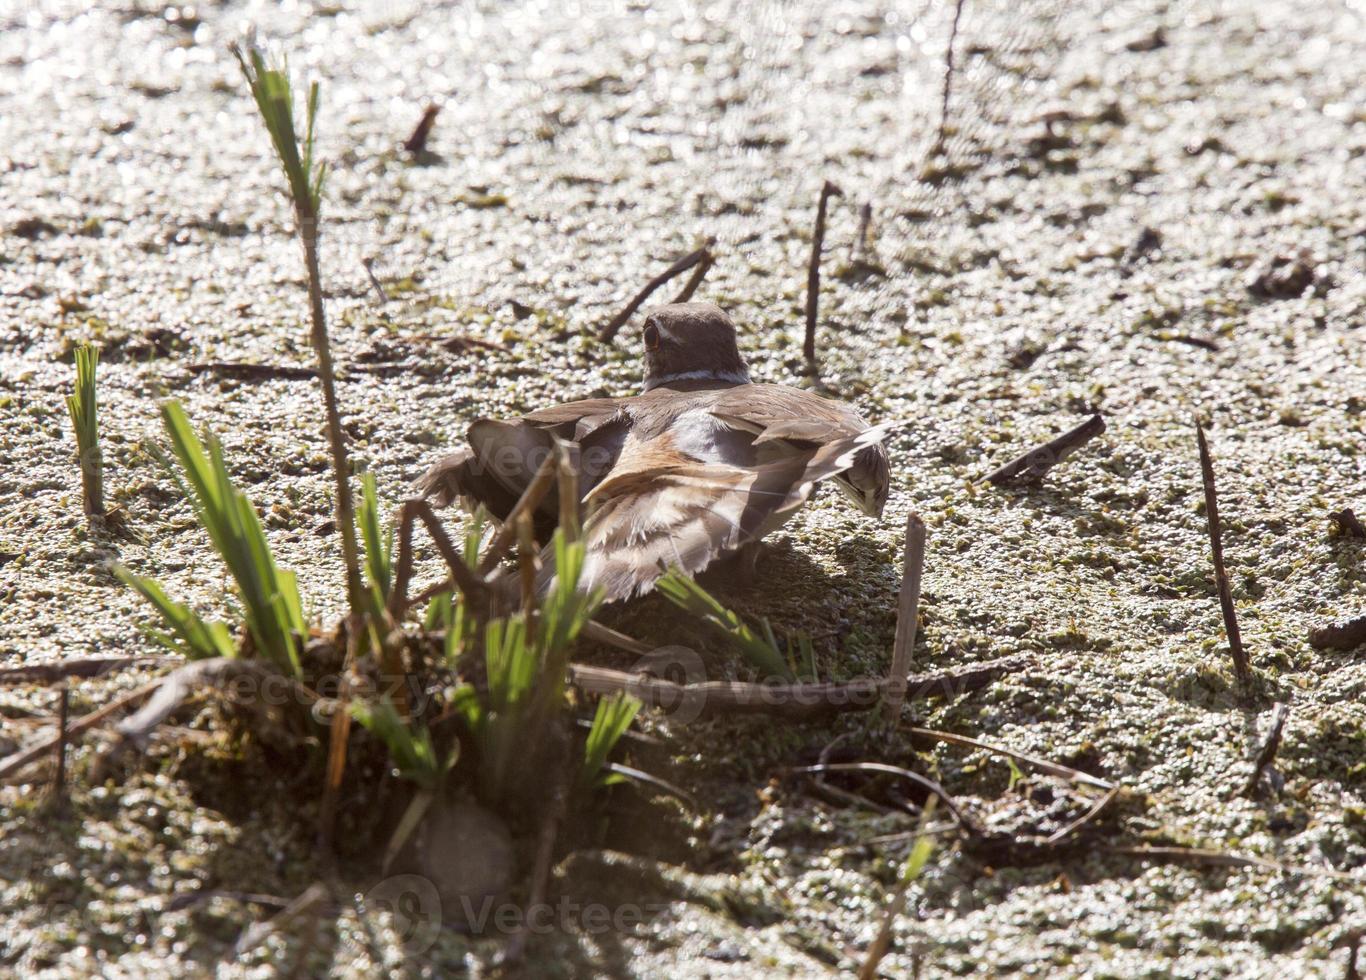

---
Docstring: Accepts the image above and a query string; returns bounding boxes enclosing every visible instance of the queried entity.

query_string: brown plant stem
[598,243,713,342]
[670,247,714,303]
[1196,421,1251,687]
[297,215,366,623]
[934,0,967,155]
[803,180,844,365]
[887,513,927,720]
[567,654,1029,721]
[52,686,69,798]
[402,103,440,156]
[986,414,1106,486]
[1242,701,1289,797]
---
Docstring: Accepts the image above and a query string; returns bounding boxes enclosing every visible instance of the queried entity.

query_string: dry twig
[803,180,844,365]
[187,361,319,382]
[1044,786,1121,845]
[567,654,1029,721]
[789,761,976,833]
[986,414,1106,486]
[934,0,968,154]
[670,247,714,304]
[402,103,440,156]
[0,656,170,685]
[361,256,389,303]
[598,244,713,342]
[1196,421,1252,686]
[0,677,166,780]
[887,514,927,719]
[907,725,1115,791]
[1242,701,1289,797]
[52,686,70,798]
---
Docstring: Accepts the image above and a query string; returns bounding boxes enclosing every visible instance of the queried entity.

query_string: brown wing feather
[709,384,870,438]
[565,423,900,601]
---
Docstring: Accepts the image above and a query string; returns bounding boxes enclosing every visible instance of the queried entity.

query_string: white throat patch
[643,369,750,392]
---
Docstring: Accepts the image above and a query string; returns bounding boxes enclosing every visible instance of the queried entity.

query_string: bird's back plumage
[417,303,892,602]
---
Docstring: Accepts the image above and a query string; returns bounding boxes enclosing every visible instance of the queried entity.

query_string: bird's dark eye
[643,322,660,350]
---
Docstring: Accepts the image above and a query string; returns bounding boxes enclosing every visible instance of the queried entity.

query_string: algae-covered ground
[2,0,1365,975]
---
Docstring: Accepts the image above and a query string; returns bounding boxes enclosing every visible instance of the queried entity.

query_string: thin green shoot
[578,692,642,795]
[231,39,364,626]
[453,530,602,805]
[858,795,938,980]
[65,344,103,516]
[230,43,326,219]
[353,695,458,873]
[359,471,393,609]
[351,697,455,792]
[655,571,796,680]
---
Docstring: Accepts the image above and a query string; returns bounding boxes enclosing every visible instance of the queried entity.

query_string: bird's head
[640,302,751,392]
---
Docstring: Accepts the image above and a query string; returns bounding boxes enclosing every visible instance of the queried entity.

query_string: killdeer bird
[419,302,891,601]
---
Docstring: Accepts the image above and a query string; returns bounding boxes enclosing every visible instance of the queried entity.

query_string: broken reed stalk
[803,180,844,365]
[477,452,558,575]
[1242,701,1289,797]
[52,685,69,798]
[361,257,389,303]
[388,498,490,617]
[555,439,581,544]
[318,622,361,861]
[598,244,712,342]
[0,656,170,685]
[1309,614,1366,651]
[0,677,165,780]
[516,510,538,627]
[793,762,973,831]
[402,103,440,155]
[852,202,873,261]
[579,619,652,656]
[567,653,1029,721]
[987,413,1106,486]
[232,44,366,624]
[908,725,1115,791]
[65,344,104,517]
[1196,421,1251,687]
[1043,785,1121,845]
[886,513,927,720]
[1331,507,1366,538]
[670,247,714,304]
[934,0,967,155]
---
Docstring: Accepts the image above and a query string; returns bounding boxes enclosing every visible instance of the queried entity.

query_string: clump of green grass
[65,344,103,517]
[452,530,603,806]
[578,692,642,794]
[136,401,306,677]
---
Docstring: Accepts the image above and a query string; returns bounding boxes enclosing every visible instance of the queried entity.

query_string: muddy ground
[2,0,1365,975]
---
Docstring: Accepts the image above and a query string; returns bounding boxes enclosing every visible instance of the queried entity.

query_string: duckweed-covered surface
[2,0,1365,975]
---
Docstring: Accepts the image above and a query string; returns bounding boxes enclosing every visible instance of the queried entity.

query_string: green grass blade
[359,472,392,602]
[155,400,304,676]
[578,693,642,794]
[114,565,237,660]
[656,571,795,680]
[66,345,103,515]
